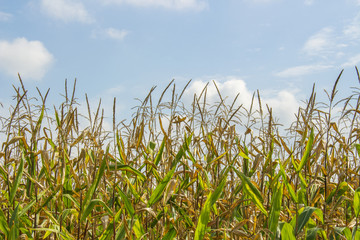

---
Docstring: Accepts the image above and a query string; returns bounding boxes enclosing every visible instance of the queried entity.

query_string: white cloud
[92,28,129,41]
[342,54,360,68]
[344,13,360,41]
[41,0,94,23]
[183,78,299,125]
[0,38,54,81]
[304,0,314,5]
[275,64,333,78]
[263,90,299,123]
[0,11,12,21]
[105,28,129,40]
[183,78,253,108]
[102,0,208,11]
[303,27,336,57]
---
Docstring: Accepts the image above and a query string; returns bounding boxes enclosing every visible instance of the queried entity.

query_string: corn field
[1,70,360,240]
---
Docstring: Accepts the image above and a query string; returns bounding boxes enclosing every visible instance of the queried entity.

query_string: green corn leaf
[34,105,45,137]
[18,199,36,217]
[268,182,283,239]
[116,132,126,164]
[54,108,61,128]
[133,217,145,239]
[331,227,351,240]
[281,222,296,240]
[99,208,124,240]
[294,206,317,236]
[125,176,141,200]
[355,143,360,157]
[297,128,314,172]
[341,227,352,240]
[354,188,360,217]
[115,223,126,240]
[35,190,57,214]
[171,134,191,169]
[298,171,308,188]
[117,186,135,217]
[148,165,176,207]
[9,204,19,240]
[280,163,298,203]
[82,152,107,214]
[194,176,227,240]
[306,227,321,240]
[326,181,348,204]
[161,227,177,240]
[109,163,145,181]
[10,155,24,203]
[233,168,268,216]
[352,227,360,240]
[62,194,80,209]
[81,199,113,222]
[313,208,324,224]
[0,208,9,236]
[154,138,166,166]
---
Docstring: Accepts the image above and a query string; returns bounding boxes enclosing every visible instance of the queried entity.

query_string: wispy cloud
[301,11,360,62]
[40,0,94,23]
[92,27,129,41]
[344,13,360,41]
[302,27,341,57]
[342,54,360,68]
[275,64,333,78]
[0,38,54,81]
[304,0,314,5]
[101,0,208,11]
[0,11,12,21]
[105,28,129,41]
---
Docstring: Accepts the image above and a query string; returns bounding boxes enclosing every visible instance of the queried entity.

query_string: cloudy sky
[1,0,360,126]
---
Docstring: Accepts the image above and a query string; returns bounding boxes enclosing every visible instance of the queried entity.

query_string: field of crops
[1,70,360,239]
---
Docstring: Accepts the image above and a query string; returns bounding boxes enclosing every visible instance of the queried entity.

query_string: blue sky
[1,0,360,126]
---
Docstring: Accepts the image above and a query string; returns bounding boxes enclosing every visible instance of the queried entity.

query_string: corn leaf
[10,155,24,203]
[109,163,145,181]
[81,199,113,222]
[297,128,314,172]
[148,165,176,207]
[82,153,107,216]
[154,138,166,166]
[161,227,177,240]
[294,206,317,236]
[0,208,9,236]
[268,182,283,239]
[354,187,360,217]
[233,168,268,216]
[281,222,296,240]
[117,186,135,217]
[306,227,320,240]
[194,176,227,240]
